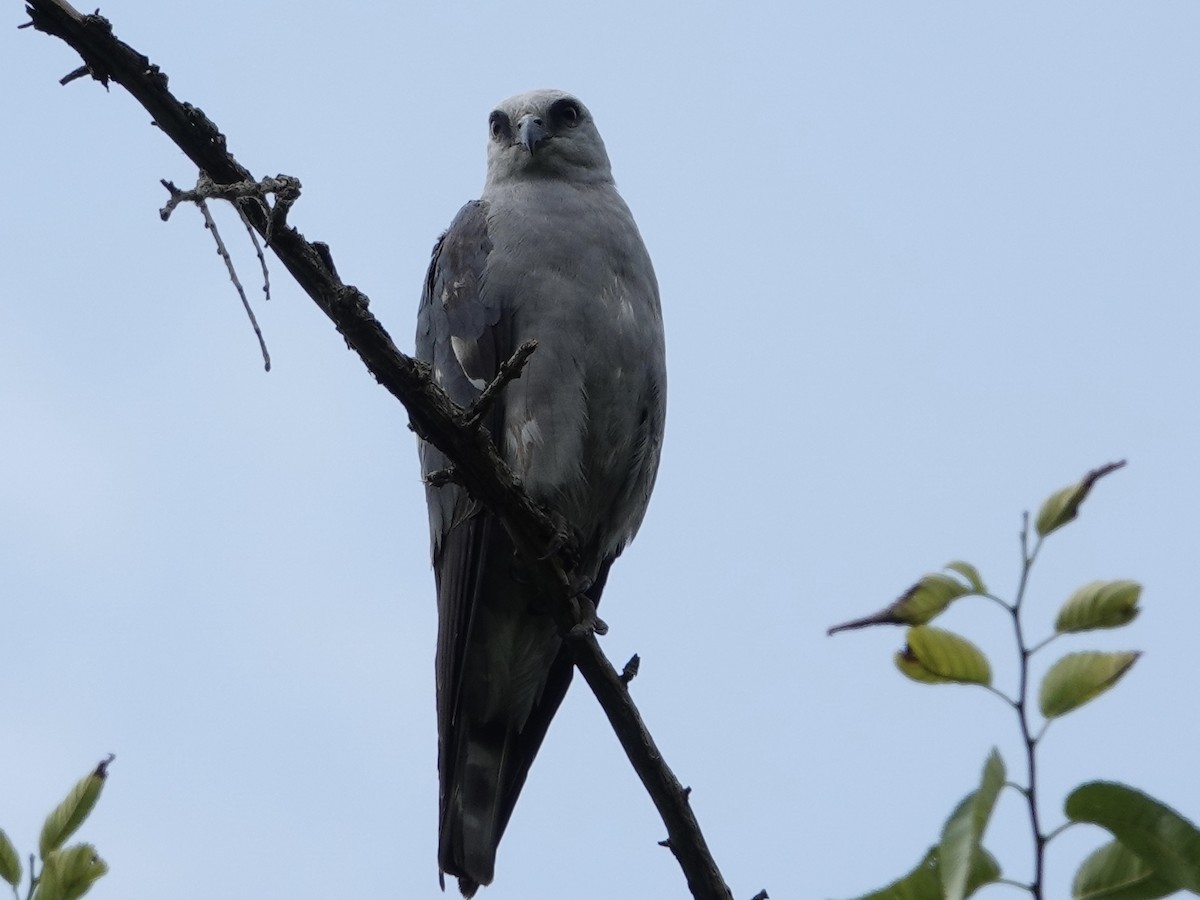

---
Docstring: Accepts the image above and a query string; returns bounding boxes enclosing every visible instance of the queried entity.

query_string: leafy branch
[0,757,113,900]
[829,462,1200,900]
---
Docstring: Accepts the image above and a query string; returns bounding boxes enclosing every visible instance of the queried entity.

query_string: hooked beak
[518,114,551,154]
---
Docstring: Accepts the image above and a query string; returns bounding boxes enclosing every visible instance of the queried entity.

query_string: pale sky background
[3,3,1199,899]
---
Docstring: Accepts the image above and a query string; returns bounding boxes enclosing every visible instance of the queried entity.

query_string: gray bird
[415,89,666,896]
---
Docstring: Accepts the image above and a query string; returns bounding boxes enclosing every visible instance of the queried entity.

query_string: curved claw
[569,592,608,637]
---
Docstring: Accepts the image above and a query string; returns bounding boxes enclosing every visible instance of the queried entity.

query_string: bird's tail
[440,723,512,897]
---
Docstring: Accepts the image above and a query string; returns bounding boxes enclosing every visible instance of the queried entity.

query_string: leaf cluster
[0,757,113,900]
[830,463,1200,899]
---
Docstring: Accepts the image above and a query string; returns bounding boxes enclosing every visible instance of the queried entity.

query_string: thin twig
[1024,632,1059,657]
[983,592,1014,613]
[423,467,460,488]
[983,683,1018,708]
[1042,821,1075,845]
[23,855,36,900]
[60,63,88,84]
[463,340,538,429]
[995,878,1034,893]
[1010,513,1046,899]
[158,173,297,222]
[236,204,271,301]
[1003,780,1030,797]
[199,197,270,371]
[164,179,271,372]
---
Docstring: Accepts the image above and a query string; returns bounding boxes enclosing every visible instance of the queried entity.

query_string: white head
[484,89,614,188]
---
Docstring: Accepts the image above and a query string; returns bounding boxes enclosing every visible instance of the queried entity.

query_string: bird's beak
[518,115,550,154]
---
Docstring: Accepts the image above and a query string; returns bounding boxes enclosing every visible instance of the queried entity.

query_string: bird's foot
[536,514,580,569]
[568,584,608,637]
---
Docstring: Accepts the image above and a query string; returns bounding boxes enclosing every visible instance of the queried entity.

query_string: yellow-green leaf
[829,572,973,635]
[896,626,992,686]
[36,844,108,900]
[1040,652,1140,719]
[39,756,113,860]
[841,846,1000,900]
[1072,839,1176,900]
[1067,782,1200,893]
[1056,581,1141,634]
[939,750,1005,900]
[897,574,973,624]
[945,561,986,595]
[0,828,21,888]
[1035,461,1126,538]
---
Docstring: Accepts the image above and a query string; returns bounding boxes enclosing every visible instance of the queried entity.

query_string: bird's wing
[415,201,509,755]
[418,199,536,892]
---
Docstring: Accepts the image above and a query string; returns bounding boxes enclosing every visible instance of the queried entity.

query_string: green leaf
[0,828,21,889]
[35,845,108,900]
[1067,782,1200,893]
[897,574,974,624]
[944,561,986,595]
[1072,839,1177,900]
[940,750,1006,900]
[895,626,992,686]
[828,571,974,635]
[1055,581,1141,634]
[841,846,1000,900]
[39,756,113,859]
[1035,461,1126,537]
[1039,651,1140,719]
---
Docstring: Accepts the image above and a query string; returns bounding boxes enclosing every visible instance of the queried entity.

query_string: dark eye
[489,111,511,141]
[550,99,581,128]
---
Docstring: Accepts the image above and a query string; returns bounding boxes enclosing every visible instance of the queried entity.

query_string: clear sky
[3,2,1199,898]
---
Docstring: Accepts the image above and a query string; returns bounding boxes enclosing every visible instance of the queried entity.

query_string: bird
[415,89,666,896]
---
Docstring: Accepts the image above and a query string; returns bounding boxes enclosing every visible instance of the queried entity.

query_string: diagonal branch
[21,3,747,899]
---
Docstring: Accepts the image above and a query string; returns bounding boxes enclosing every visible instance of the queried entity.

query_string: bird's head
[484,89,613,187]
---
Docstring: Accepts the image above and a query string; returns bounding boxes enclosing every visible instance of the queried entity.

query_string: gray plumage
[415,89,666,897]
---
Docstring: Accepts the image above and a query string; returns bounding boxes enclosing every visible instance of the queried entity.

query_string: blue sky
[3,2,1199,898]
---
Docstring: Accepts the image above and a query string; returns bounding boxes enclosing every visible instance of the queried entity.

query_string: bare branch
[463,339,538,430]
[160,178,271,371]
[235,205,272,302]
[22,4,744,898]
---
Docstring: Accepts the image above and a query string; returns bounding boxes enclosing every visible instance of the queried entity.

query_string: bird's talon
[569,594,607,636]
[537,517,575,561]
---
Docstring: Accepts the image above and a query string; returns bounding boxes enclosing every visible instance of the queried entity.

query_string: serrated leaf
[39,756,113,859]
[945,561,986,595]
[36,844,108,900]
[1072,839,1177,900]
[1039,651,1140,719]
[1066,782,1200,893]
[1035,461,1126,537]
[940,750,1005,900]
[896,626,992,686]
[841,846,1000,900]
[0,828,21,889]
[1056,581,1141,634]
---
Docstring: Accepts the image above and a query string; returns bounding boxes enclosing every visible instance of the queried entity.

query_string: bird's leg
[566,578,608,637]
[534,511,578,568]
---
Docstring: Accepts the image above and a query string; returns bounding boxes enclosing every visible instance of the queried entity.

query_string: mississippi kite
[415,89,666,896]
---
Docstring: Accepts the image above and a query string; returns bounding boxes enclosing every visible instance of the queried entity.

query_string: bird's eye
[489,111,511,141]
[551,100,581,128]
